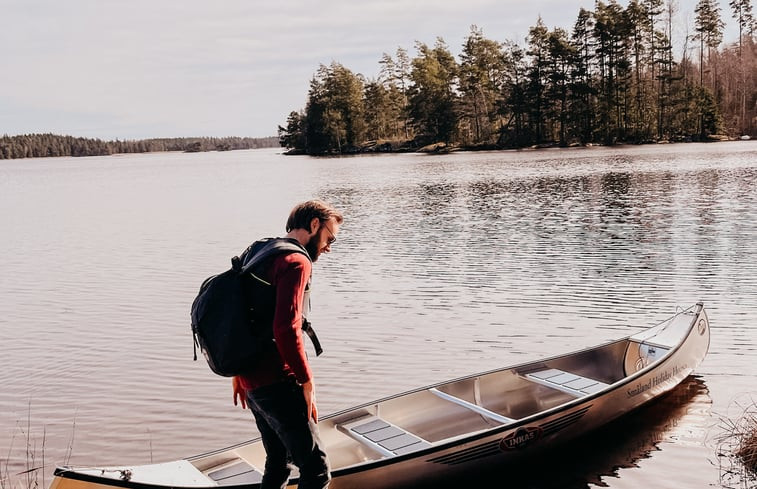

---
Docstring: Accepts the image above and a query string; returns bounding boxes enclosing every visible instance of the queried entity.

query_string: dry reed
[716,396,757,488]
[0,403,75,489]
[735,414,757,472]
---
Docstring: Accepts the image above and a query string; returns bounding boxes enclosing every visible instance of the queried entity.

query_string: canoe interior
[318,337,647,469]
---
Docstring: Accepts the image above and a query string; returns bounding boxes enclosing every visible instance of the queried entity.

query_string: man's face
[305,218,339,262]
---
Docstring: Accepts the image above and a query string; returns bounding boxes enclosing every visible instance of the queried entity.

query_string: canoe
[50,302,710,489]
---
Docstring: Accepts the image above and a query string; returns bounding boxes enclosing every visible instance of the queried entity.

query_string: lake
[1,142,756,488]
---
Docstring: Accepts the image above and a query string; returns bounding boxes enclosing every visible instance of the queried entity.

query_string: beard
[305,234,320,262]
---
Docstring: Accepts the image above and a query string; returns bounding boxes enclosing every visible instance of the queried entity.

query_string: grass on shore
[735,417,757,472]
[1,414,44,489]
[716,397,757,488]
[1,404,75,489]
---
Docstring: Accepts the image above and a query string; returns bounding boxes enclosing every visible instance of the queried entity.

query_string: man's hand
[232,376,247,409]
[301,380,318,422]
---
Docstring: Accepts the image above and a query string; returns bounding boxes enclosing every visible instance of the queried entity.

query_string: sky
[0,0,742,140]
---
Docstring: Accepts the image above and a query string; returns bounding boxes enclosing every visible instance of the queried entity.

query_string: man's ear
[309,217,320,235]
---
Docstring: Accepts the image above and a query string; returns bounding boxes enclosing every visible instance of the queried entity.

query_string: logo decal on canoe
[698,319,707,335]
[499,426,542,450]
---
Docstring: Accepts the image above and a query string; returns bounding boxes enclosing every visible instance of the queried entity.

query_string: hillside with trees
[0,134,278,160]
[279,0,757,155]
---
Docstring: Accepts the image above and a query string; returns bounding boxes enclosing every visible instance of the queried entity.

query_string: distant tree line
[279,0,757,155]
[0,133,279,160]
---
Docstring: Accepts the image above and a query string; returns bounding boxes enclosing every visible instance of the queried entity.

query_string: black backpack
[191,238,322,377]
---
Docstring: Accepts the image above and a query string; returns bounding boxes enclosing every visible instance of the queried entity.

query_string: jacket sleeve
[270,252,313,384]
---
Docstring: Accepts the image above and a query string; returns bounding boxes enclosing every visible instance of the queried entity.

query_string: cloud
[0,0,741,140]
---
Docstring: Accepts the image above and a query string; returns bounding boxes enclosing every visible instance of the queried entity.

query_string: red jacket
[239,252,312,391]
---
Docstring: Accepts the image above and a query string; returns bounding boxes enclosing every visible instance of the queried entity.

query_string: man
[232,200,342,489]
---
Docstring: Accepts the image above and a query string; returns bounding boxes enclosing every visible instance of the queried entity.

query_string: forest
[279,0,757,155]
[0,134,278,160]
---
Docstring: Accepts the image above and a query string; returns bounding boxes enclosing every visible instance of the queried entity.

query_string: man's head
[286,200,343,262]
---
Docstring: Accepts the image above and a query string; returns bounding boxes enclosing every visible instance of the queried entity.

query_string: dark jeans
[246,381,331,489]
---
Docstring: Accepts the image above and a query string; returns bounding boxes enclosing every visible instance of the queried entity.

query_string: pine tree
[458,25,507,145]
[408,38,459,144]
[526,17,550,144]
[570,8,596,144]
[730,0,755,133]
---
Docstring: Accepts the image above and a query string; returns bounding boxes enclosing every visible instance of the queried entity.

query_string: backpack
[191,237,322,377]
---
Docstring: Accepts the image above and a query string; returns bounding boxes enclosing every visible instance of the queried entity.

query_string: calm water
[2,143,757,488]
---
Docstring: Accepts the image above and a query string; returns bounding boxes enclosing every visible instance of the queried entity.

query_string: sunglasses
[321,222,336,245]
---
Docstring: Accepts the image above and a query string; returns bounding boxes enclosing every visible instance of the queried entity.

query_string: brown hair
[286,200,343,232]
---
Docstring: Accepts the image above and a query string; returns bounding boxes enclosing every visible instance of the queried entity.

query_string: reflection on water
[1,143,756,487]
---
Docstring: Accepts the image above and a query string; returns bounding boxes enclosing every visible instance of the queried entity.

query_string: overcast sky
[0,0,741,140]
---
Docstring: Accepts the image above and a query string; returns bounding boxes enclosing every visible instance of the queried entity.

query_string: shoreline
[283,134,752,156]
[1,135,752,161]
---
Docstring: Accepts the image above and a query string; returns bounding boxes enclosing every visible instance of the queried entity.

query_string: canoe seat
[338,416,432,457]
[525,369,608,397]
[206,460,262,486]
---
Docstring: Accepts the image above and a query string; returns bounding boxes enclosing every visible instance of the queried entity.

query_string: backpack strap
[238,237,323,357]
[240,238,310,275]
[302,319,323,356]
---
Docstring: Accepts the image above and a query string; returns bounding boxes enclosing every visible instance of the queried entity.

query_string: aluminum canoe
[51,302,710,489]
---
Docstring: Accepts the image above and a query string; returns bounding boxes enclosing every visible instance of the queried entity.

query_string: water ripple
[2,145,756,487]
